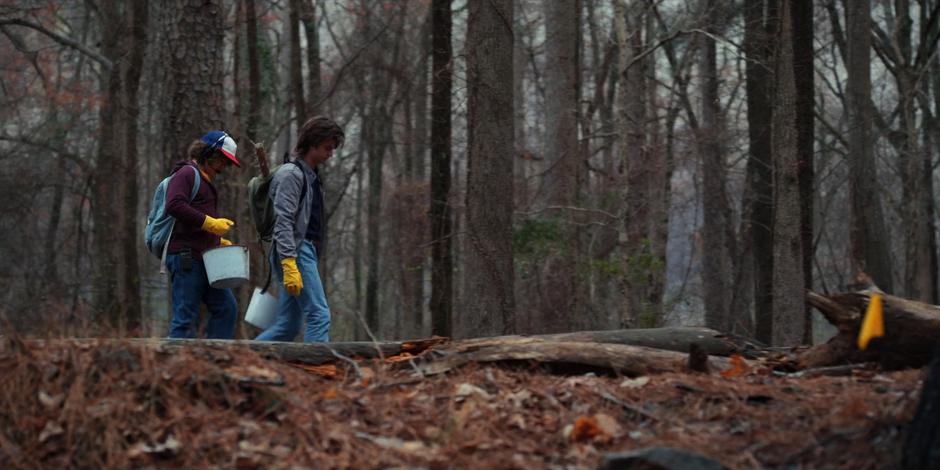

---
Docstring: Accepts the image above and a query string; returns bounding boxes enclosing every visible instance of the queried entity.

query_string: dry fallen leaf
[38,391,64,409]
[569,415,603,442]
[720,354,751,378]
[290,363,338,378]
[593,413,623,439]
[619,376,650,389]
[385,352,415,363]
[38,421,63,443]
[455,383,491,401]
[224,365,285,385]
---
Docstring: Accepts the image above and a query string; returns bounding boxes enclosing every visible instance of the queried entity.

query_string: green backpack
[247,160,306,241]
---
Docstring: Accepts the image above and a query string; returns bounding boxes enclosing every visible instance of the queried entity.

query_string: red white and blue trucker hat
[200,130,241,167]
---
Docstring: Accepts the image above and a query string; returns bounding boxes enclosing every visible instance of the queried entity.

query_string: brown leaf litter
[0,336,924,469]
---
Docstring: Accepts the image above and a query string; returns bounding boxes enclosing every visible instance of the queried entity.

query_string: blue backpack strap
[189,164,201,201]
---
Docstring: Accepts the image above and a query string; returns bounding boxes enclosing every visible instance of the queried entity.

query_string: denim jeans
[255,240,330,342]
[166,253,237,339]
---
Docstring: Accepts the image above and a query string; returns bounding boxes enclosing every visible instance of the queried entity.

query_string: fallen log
[411,338,734,376]
[459,327,763,358]
[803,289,940,369]
[21,337,448,365]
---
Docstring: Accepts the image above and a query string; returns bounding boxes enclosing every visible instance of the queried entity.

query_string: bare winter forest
[0,0,936,344]
[3,0,940,468]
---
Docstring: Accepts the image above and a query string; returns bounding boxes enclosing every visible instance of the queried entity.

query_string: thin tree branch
[0,18,112,69]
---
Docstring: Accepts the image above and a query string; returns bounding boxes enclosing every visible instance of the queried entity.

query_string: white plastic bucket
[203,245,250,289]
[245,287,279,329]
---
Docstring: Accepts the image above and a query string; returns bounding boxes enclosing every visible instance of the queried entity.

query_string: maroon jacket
[165,161,222,259]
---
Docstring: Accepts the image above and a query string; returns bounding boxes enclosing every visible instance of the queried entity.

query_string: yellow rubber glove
[220,238,232,246]
[202,215,234,236]
[281,257,303,296]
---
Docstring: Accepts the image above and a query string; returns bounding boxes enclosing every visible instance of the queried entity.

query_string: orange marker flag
[857,294,884,350]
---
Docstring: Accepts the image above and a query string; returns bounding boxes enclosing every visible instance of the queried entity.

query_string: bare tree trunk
[645,9,668,329]
[513,3,527,155]
[462,0,515,338]
[353,147,366,338]
[614,0,652,328]
[160,0,225,167]
[793,0,814,342]
[364,115,388,336]
[240,0,268,339]
[299,0,321,114]
[120,0,148,334]
[245,0,262,141]
[540,0,582,333]
[846,0,894,293]
[892,0,937,303]
[745,0,775,343]
[771,0,806,346]
[289,0,306,131]
[429,0,454,337]
[699,0,734,334]
[92,0,126,330]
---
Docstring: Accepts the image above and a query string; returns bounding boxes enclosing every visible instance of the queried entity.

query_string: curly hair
[188,139,224,165]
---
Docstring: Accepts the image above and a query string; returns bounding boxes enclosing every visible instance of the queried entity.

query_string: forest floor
[0,336,924,469]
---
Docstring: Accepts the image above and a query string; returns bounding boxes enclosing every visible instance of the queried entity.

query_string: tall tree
[699,0,735,334]
[869,0,940,302]
[245,0,262,141]
[614,0,654,328]
[289,0,306,130]
[745,0,775,343]
[160,0,224,167]
[845,0,894,293]
[429,0,453,337]
[119,0,149,333]
[462,0,515,338]
[540,0,582,333]
[792,0,814,342]
[299,0,321,114]
[771,0,805,346]
[92,0,147,332]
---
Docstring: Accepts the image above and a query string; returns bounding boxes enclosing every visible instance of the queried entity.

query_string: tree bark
[699,0,735,335]
[299,0,321,114]
[289,0,306,130]
[460,326,764,358]
[462,0,515,338]
[771,0,806,346]
[27,337,448,365]
[160,0,225,168]
[91,0,124,330]
[846,0,895,293]
[245,0,262,141]
[893,1,937,304]
[745,0,775,344]
[364,115,388,336]
[414,339,734,377]
[792,0,814,343]
[614,0,655,329]
[120,0,148,333]
[429,0,454,337]
[540,0,582,333]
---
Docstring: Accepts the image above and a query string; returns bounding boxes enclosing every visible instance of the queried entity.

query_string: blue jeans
[255,240,330,342]
[166,253,237,339]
